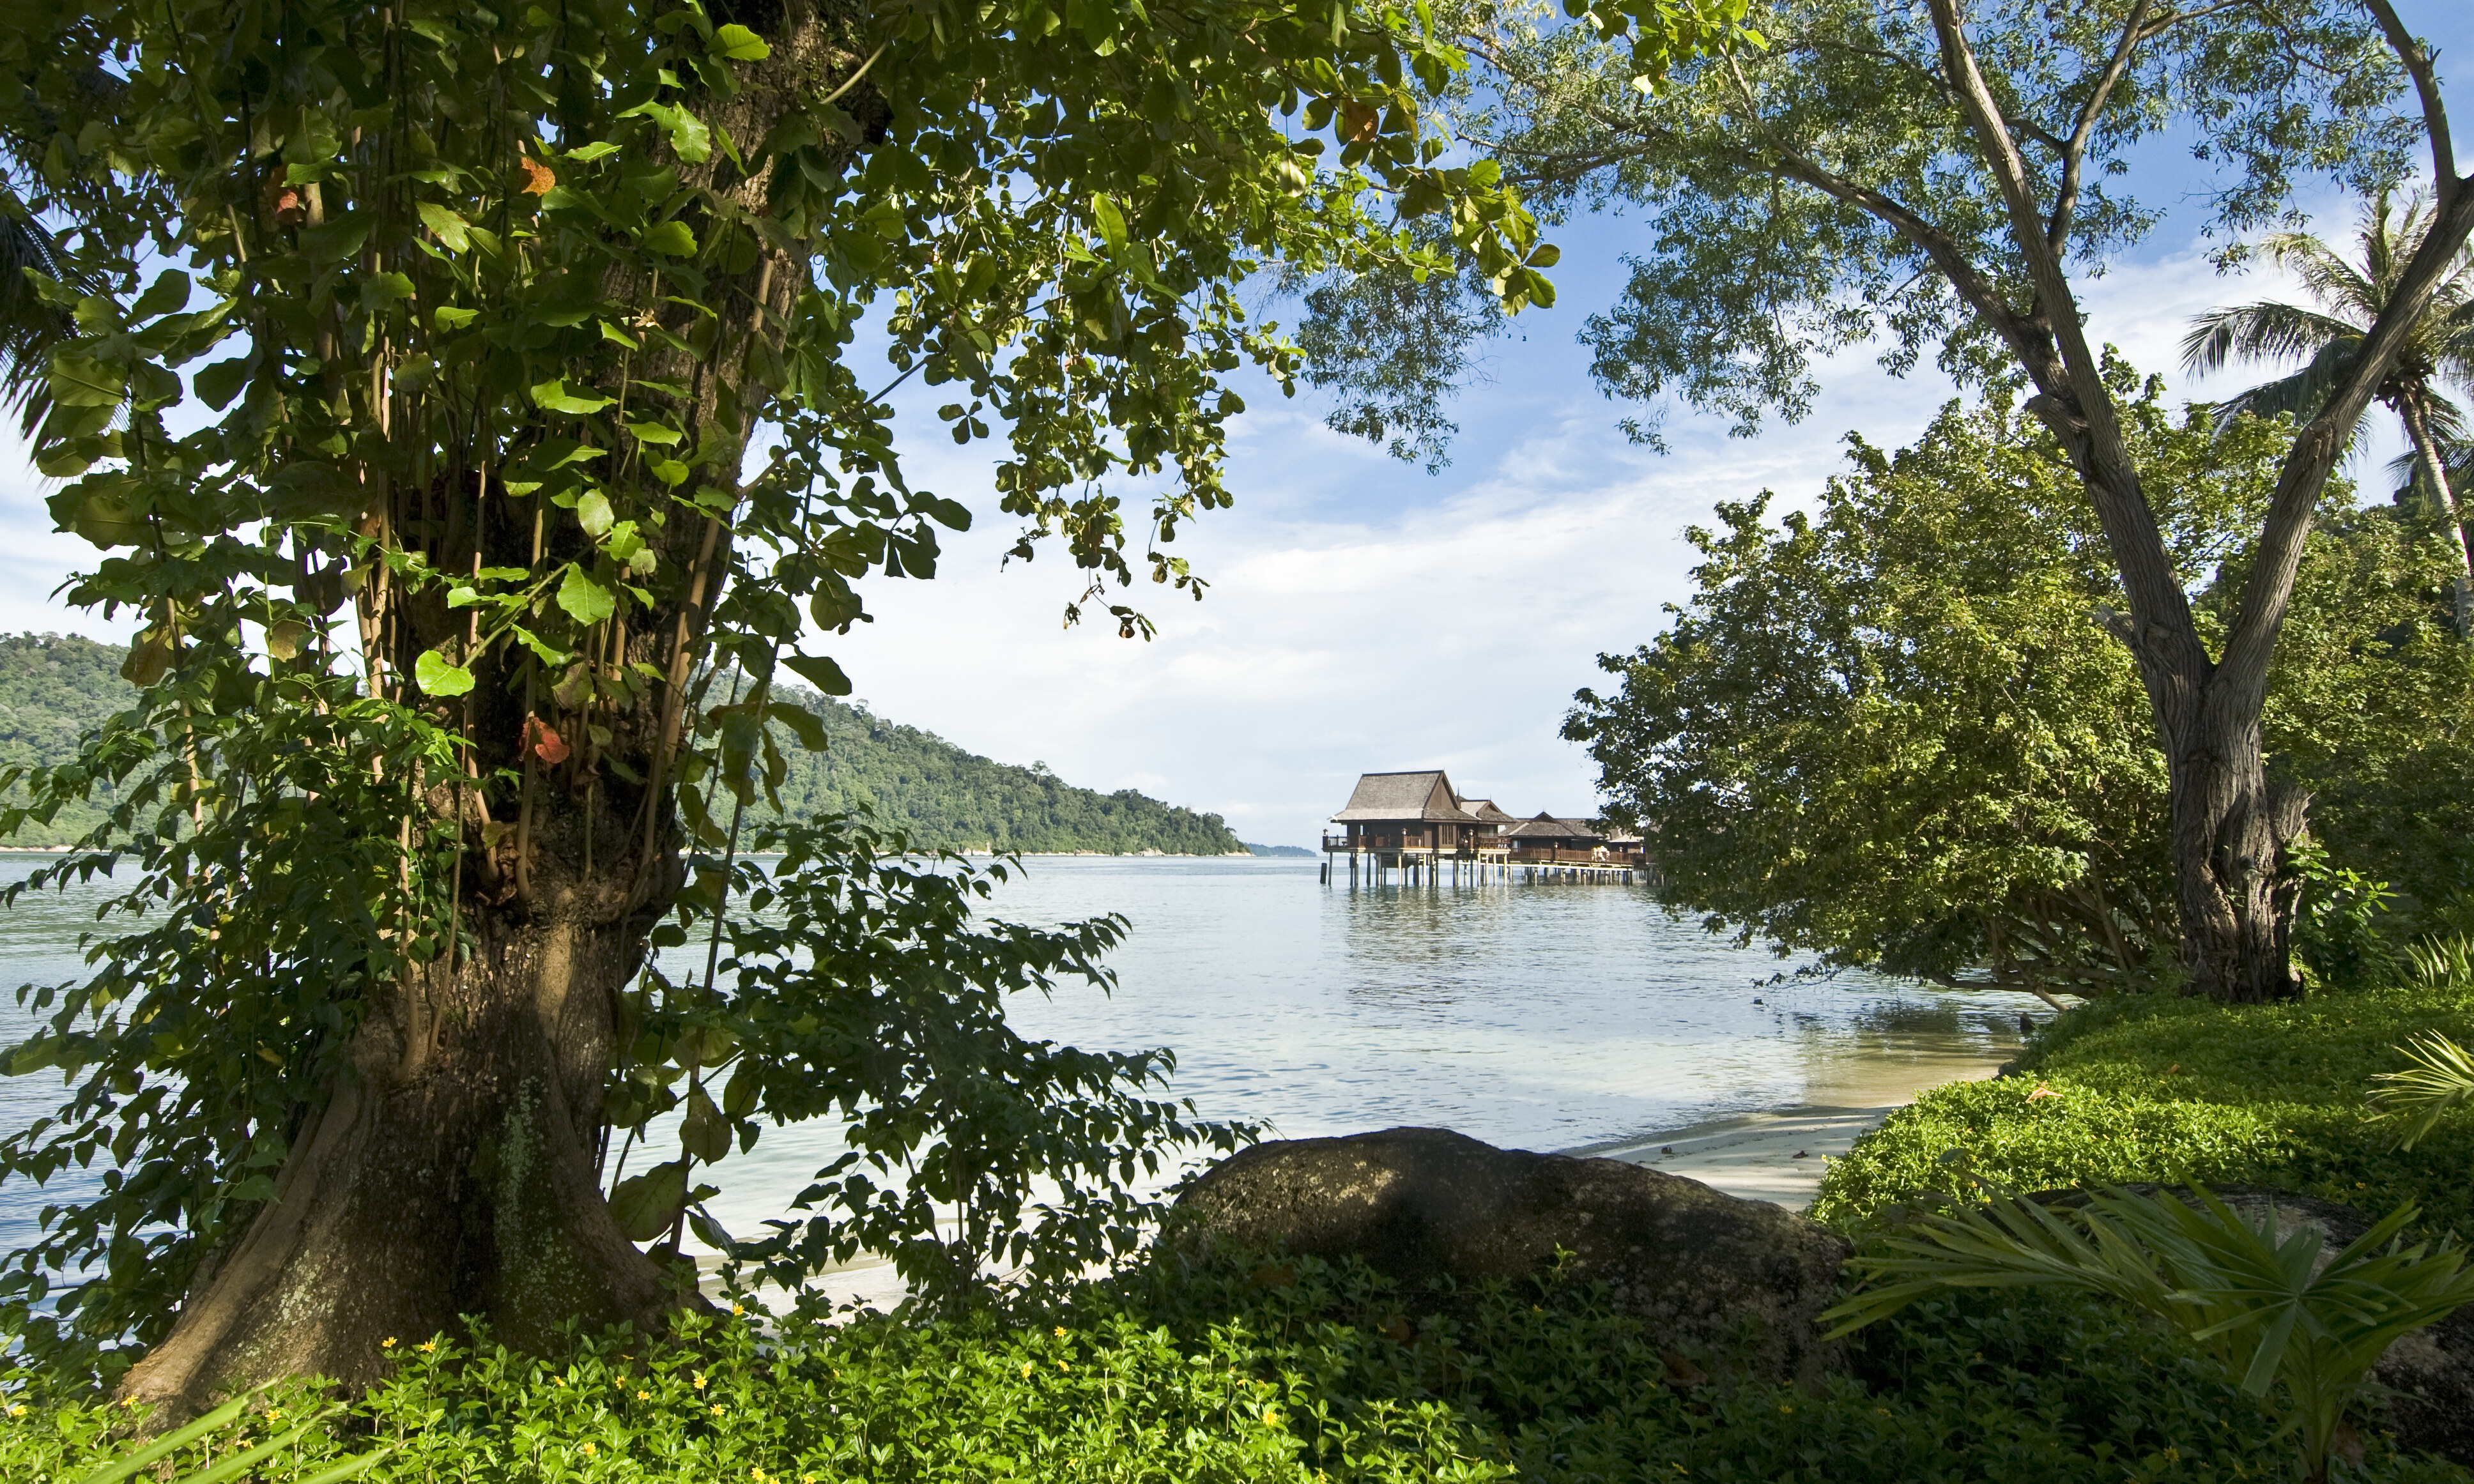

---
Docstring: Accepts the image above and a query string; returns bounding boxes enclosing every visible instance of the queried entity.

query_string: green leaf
[558,565,617,625]
[626,418,684,446]
[414,648,475,696]
[642,219,698,257]
[680,1086,732,1164]
[72,1396,257,1484]
[576,489,615,539]
[711,22,770,60]
[530,378,615,415]
[608,1159,689,1243]
[298,215,372,263]
[783,653,852,696]
[565,141,620,163]
[416,202,470,252]
[192,356,250,410]
[774,703,828,752]
[1092,192,1129,254]
[130,268,190,319]
[48,351,125,409]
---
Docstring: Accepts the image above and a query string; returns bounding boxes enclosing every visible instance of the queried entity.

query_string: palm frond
[0,201,77,434]
[2370,1029,2474,1151]
[2181,302,2363,377]
[1823,1182,2474,1484]
[2264,229,2385,322]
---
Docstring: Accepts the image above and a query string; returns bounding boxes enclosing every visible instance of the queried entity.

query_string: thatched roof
[1331,770,1480,823]
[1456,796,1519,823]
[1506,813,1608,843]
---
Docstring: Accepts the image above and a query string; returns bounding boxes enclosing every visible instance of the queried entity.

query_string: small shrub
[1817,981,2474,1237]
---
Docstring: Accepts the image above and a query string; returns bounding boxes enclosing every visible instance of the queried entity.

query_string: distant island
[1243,843,1315,857]
[0,634,1245,856]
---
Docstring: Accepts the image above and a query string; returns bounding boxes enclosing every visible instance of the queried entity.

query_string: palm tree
[2183,194,2474,637]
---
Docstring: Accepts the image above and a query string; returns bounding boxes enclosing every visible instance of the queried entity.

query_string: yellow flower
[555,1375,567,1387]
[381,1336,397,1349]
[637,1391,650,1401]
[1056,1360,1069,1372]
[581,1443,597,1457]
[7,1404,26,1418]
[2165,1448,2181,1463]
[693,1373,707,1391]
[1263,1407,1283,1428]
[263,1409,282,1423]
[732,1303,746,1316]
[419,1340,436,1353]
[710,1404,725,1416]
[1021,1362,1033,1377]
[1052,1326,1066,1338]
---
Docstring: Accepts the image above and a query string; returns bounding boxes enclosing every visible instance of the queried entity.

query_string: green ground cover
[10,1251,2461,1484]
[1814,980,2474,1239]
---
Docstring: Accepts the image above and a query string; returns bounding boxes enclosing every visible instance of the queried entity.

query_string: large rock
[1169,1126,1849,1385]
[2034,1184,2474,1468]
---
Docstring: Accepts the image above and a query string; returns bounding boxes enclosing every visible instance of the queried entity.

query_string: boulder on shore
[1169,1126,1849,1386]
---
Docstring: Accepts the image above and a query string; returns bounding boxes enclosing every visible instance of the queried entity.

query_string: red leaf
[524,717,570,765]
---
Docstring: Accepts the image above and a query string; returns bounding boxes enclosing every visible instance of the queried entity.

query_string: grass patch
[8,1254,2466,1484]
[1814,981,2474,1237]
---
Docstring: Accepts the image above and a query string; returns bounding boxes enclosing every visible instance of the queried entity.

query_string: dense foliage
[1564,369,2474,996]
[1814,975,2474,1241]
[12,1247,2467,1484]
[0,641,1243,854]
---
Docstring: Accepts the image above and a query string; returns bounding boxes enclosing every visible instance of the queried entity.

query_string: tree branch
[2048,0,2153,253]
[1705,54,2057,382]
[2220,184,2474,685]
[2363,0,2458,201]
[1923,0,2199,661]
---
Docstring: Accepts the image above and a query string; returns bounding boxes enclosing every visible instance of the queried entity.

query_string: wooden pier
[1319,770,1655,888]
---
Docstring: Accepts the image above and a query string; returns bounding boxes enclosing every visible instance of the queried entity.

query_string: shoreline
[748,1057,2017,1311]
[1572,1054,2011,1209]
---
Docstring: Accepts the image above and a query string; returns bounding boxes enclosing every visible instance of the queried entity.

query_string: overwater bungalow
[1321,771,1652,885]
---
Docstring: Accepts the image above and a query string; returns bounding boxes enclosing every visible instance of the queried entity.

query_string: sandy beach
[1585,1049,2013,1209]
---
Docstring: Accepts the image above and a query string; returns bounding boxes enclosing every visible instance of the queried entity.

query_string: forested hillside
[0,636,1245,855]
[746,682,1244,853]
[0,634,126,845]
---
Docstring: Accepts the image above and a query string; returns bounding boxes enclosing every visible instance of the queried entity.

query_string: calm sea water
[0,853,2024,1255]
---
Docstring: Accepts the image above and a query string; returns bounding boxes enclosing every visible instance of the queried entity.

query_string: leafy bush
[1815,981,2474,1238]
[6,1255,2468,1483]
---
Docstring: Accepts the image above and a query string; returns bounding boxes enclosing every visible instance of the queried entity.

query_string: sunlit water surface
[0,853,2024,1254]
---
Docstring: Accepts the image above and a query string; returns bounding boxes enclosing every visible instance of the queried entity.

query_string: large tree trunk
[118,905,681,1413]
[116,2,876,1410]
[2162,686,2307,1003]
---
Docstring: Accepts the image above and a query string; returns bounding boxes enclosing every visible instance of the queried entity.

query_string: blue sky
[6,3,2470,849]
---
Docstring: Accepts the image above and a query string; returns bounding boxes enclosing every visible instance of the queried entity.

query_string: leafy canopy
[1308,0,2419,456]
